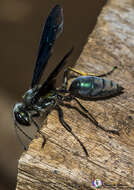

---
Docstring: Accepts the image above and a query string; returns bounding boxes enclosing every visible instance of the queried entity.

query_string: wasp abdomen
[69,76,123,99]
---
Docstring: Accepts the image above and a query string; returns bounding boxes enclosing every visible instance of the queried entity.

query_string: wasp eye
[14,111,30,126]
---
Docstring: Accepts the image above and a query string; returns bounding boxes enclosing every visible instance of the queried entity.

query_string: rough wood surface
[16,0,134,189]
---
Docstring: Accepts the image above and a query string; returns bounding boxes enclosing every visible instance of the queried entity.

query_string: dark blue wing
[31,5,63,88]
[35,48,73,99]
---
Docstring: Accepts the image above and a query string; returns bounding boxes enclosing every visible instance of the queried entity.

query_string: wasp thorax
[23,88,38,106]
[13,103,30,126]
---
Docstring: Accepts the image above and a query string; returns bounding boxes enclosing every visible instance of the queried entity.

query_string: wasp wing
[35,47,73,99]
[31,5,63,88]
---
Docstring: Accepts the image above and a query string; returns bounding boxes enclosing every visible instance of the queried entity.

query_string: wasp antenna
[14,122,27,150]
[31,118,47,148]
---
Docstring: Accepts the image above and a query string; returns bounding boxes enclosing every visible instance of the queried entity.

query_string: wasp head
[13,103,30,126]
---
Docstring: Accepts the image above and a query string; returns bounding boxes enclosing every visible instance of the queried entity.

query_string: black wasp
[13,5,124,157]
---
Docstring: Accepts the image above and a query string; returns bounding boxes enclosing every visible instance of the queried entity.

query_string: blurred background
[0,0,106,189]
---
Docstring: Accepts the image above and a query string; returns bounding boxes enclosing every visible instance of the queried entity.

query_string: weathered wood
[16,0,134,189]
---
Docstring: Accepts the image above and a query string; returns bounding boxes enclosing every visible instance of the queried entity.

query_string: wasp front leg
[68,66,117,77]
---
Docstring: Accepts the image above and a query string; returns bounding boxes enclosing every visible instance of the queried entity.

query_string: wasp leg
[61,95,98,125]
[62,96,119,135]
[61,69,69,91]
[61,101,119,135]
[31,118,47,148]
[61,68,77,92]
[14,122,33,150]
[68,66,117,77]
[60,102,98,126]
[55,105,89,157]
[73,97,98,125]
[73,98,119,135]
[31,111,40,117]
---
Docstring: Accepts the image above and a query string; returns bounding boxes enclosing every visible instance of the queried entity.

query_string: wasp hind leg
[62,96,119,136]
[73,97,119,135]
[68,66,117,77]
[55,105,89,157]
